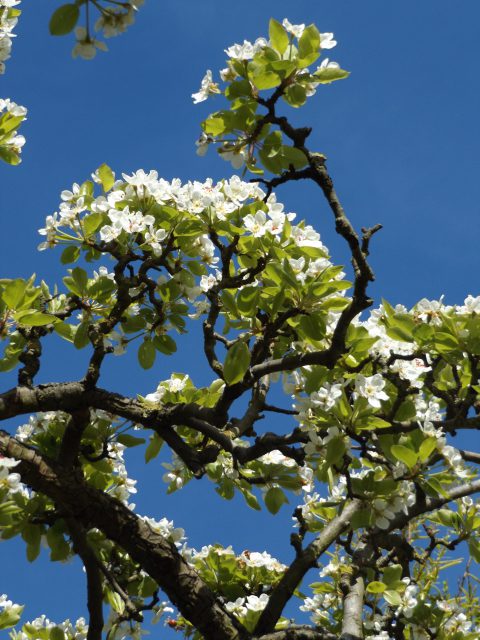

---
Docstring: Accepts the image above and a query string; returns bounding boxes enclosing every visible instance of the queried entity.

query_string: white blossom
[192,69,220,103]
[355,374,389,409]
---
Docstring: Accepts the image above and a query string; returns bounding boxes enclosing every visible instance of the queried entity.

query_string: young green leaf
[138,339,156,370]
[49,4,80,36]
[223,341,251,385]
[390,444,418,470]
[264,487,289,514]
[269,18,289,55]
[97,163,115,191]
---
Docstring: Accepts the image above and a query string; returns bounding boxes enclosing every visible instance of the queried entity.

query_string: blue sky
[2,0,480,633]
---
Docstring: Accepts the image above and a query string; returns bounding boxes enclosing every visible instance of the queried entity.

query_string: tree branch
[67,518,105,640]
[0,430,247,640]
[254,500,362,636]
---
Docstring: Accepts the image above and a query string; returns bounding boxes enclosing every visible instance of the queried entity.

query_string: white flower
[192,69,220,103]
[291,224,326,249]
[310,383,343,411]
[144,385,167,404]
[219,145,247,169]
[240,551,285,572]
[259,449,296,467]
[167,374,188,393]
[245,594,269,612]
[460,294,480,314]
[224,38,267,60]
[282,19,305,38]
[225,598,247,616]
[143,516,185,545]
[320,32,337,49]
[355,374,389,409]
[200,273,218,292]
[72,27,108,60]
[144,227,167,255]
[415,297,445,325]
[99,223,122,243]
[195,132,212,156]
[244,210,268,237]
[0,455,20,469]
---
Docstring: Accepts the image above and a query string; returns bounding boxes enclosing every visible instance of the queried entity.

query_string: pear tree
[1,7,480,640]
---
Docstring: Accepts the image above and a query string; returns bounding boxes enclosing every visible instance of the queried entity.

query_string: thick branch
[58,408,92,467]
[254,500,362,636]
[256,626,338,640]
[0,431,246,640]
[67,519,105,640]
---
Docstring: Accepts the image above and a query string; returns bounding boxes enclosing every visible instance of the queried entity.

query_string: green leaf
[325,437,346,466]
[50,628,66,640]
[383,590,402,607]
[2,279,26,309]
[223,341,251,385]
[284,84,307,108]
[435,508,458,527]
[269,18,289,55]
[298,24,320,59]
[355,416,391,430]
[241,488,261,511]
[0,606,23,630]
[0,146,21,165]
[203,114,227,136]
[138,339,156,370]
[264,487,289,514]
[26,539,41,562]
[74,322,91,349]
[60,245,80,265]
[418,437,437,462]
[145,434,163,462]
[468,538,480,563]
[216,479,235,500]
[237,286,260,317]
[107,590,125,615]
[314,66,350,84]
[252,69,282,90]
[382,564,403,586]
[225,79,252,100]
[49,4,79,35]
[366,581,386,594]
[83,212,104,236]
[0,112,25,136]
[153,334,177,355]
[350,508,372,530]
[390,444,418,470]
[394,400,416,422]
[97,163,115,191]
[15,311,58,327]
[281,145,308,169]
[117,434,146,448]
[298,314,326,342]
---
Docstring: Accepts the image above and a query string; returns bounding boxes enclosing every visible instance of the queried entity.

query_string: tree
[1,4,480,640]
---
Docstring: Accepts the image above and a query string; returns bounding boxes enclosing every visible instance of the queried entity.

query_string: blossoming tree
[1,5,480,640]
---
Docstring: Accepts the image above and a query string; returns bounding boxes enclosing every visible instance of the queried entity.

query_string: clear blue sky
[2,0,480,633]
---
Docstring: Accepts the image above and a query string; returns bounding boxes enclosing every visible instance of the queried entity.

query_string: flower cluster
[193,18,349,170]
[0,97,27,164]
[72,0,144,60]
[37,169,346,349]
[0,454,28,499]
[9,615,88,639]
[142,515,185,547]
[0,0,20,74]
[14,411,138,508]
[225,593,269,617]
[0,593,23,632]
